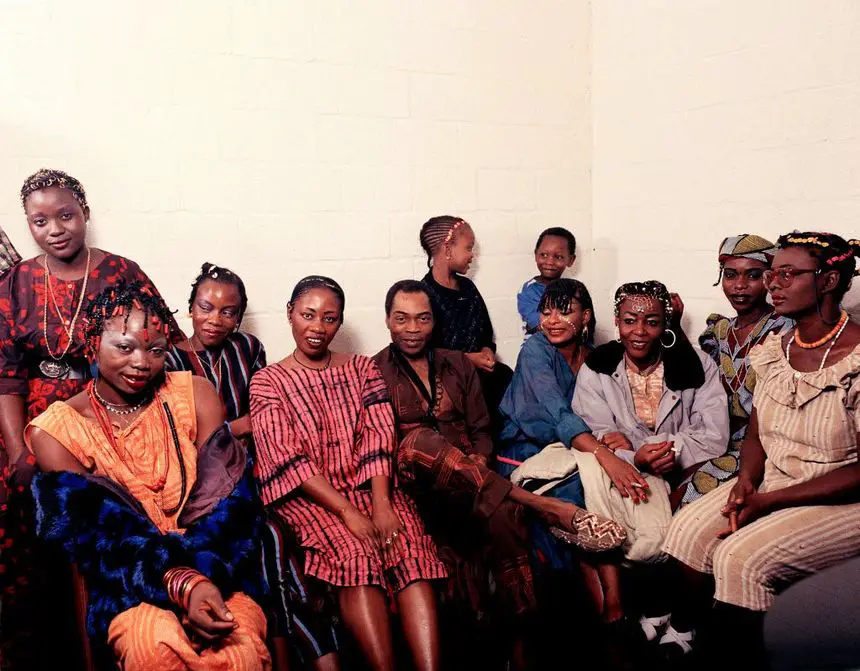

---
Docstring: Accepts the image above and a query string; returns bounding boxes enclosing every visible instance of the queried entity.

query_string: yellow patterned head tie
[717,234,777,265]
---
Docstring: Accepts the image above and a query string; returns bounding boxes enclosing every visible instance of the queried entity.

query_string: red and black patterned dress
[0,251,180,670]
[251,355,446,593]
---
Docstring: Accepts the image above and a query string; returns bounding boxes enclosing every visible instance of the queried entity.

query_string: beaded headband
[443,219,465,246]
[614,281,673,324]
[781,233,860,275]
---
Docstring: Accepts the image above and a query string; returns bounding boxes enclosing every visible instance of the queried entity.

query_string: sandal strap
[658,625,694,654]
[638,614,671,642]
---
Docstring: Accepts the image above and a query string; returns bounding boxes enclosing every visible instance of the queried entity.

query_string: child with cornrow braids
[419,215,513,427]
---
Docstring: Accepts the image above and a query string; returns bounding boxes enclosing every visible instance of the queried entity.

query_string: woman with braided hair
[27,281,270,670]
[660,232,860,664]
[419,215,513,423]
[0,169,181,669]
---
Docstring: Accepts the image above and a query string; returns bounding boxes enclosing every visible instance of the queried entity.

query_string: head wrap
[717,234,777,265]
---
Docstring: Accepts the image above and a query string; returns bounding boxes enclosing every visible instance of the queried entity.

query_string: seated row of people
[0,169,858,671]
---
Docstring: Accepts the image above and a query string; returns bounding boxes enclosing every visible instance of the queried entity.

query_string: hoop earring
[581,325,589,342]
[661,329,677,349]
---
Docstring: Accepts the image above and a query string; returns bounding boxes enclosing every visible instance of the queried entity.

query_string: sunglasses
[763,267,819,288]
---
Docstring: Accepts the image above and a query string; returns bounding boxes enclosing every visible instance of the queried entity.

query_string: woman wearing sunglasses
[657,232,860,664]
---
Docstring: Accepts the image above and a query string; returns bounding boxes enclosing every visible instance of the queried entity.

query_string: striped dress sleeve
[250,371,320,506]
[354,360,395,485]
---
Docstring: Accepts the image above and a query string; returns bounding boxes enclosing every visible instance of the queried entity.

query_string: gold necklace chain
[42,248,91,362]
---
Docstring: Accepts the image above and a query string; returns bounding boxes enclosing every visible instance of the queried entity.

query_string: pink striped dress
[250,355,446,592]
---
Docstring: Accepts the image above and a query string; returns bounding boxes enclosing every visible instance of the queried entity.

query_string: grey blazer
[571,339,729,471]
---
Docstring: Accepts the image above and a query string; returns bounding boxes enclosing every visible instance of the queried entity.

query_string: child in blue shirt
[517,227,576,338]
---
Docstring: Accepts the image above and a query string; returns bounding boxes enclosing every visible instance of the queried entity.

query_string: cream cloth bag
[510,444,672,562]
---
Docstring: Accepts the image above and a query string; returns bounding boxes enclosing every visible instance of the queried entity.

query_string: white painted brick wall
[0,0,592,365]
[7,1,852,366]
[591,0,860,341]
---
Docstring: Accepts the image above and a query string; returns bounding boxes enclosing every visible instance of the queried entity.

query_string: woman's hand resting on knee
[184,581,238,641]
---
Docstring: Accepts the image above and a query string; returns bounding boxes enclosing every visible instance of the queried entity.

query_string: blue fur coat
[31,427,265,642]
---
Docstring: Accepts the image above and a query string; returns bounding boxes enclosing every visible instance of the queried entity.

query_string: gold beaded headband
[443,219,465,246]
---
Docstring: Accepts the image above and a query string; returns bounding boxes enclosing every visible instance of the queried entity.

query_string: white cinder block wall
[591,1,860,341]
[3,1,859,361]
[0,0,592,365]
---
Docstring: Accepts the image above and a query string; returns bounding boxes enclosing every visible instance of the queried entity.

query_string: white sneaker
[658,624,695,655]
[638,613,671,642]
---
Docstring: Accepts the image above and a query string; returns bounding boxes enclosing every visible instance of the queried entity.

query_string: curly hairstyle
[21,168,88,211]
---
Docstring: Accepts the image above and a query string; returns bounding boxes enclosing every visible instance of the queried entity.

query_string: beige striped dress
[662,334,860,611]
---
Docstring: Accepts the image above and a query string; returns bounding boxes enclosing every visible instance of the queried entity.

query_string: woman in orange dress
[27,281,270,671]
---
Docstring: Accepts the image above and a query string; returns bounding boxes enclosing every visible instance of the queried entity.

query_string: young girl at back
[419,215,512,420]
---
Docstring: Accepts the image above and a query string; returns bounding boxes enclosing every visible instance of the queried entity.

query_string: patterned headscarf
[714,234,777,285]
[20,168,88,211]
[717,234,777,265]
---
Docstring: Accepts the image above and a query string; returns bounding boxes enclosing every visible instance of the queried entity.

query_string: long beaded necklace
[786,315,849,372]
[86,381,187,514]
[40,248,92,378]
[188,335,224,392]
[793,310,849,349]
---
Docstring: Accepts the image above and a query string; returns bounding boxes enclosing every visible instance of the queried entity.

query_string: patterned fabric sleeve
[458,352,495,457]
[250,372,320,506]
[354,360,395,485]
[0,270,28,396]
[250,336,267,374]
[698,313,727,365]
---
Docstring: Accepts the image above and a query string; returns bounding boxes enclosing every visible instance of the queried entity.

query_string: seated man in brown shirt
[373,280,624,670]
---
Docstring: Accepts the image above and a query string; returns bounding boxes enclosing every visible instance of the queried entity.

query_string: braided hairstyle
[419,215,469,268]
[614,280,673,327]
[189,262,248,327]
[21,168,88,211]
[776,232,860,300]
[289,275,346,321]
[84,281,176,361]
[539,278,596,343]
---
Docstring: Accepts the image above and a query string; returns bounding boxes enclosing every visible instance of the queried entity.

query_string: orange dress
[27,372,271,671]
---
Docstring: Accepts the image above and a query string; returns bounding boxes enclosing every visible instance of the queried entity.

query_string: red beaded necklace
[793,310,848,349]
[86,380,187,514]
